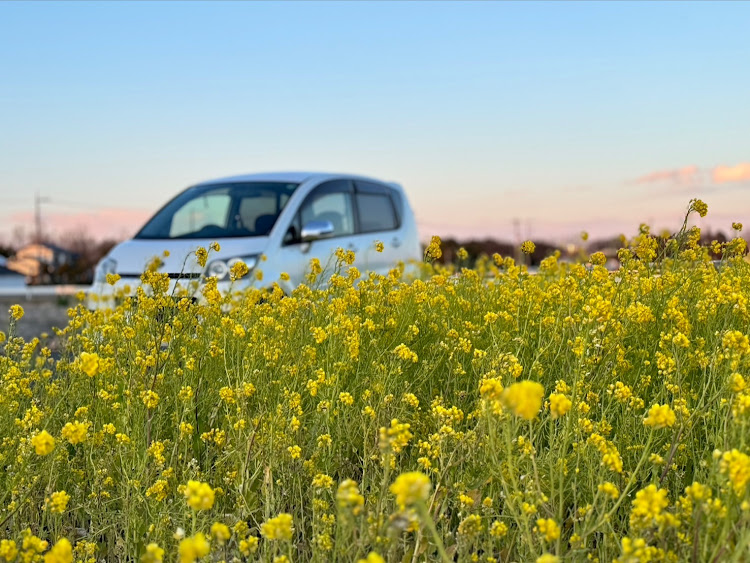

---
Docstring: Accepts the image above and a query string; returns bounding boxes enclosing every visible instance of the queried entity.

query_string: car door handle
[391,237,402,248]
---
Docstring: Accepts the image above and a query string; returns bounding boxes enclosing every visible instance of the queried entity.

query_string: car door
[353,180,404,276]
[278,179,367,287]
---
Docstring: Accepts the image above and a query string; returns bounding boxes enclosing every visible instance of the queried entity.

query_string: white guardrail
[0,285,90,300]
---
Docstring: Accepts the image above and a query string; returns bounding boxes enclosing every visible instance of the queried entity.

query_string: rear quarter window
[354,181,400,233]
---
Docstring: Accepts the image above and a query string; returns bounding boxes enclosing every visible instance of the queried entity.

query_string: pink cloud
[634,165,700,185]
[713,162,750,184]
[7,207,152,241]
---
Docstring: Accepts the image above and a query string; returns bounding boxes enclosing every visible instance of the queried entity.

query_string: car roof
[193,171,400,188]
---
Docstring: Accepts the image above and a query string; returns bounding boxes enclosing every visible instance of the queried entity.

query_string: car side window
[298,180,355,238]
[354,181,399,233]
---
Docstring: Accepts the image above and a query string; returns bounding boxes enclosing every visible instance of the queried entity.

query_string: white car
[89,172,421,306]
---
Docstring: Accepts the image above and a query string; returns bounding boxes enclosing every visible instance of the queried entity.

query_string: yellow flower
[629,484,669,530]
[502,381,544,420]
[195,247,208,268]
[358,553,385,563]
[536,555,559,563]
[230,260,249,281]
[548,393,572,418]
[336,479,365,514]
[339,392,355,406]
[178,533,209,563]
[9,304,24,321]
[146,480,169,502]
[732,222,743,231]
[535,518,560,542]
[184,480,215,511]
[31,430,55,456]
[458,514,483,537]
[45,491,70,514]
[140,543,164,563]
[719,449,750,495]
[424,235,442,261]
[79,352,100,377]
[43,538,72,563]
[312,473,334,490]
[106,273,121,285]
[141,390,160,409]
[598,482,620,499]
[520,240,536,254]
[643,404,676,429]
[0,540,18,561]
[390,471,431,509]
[210,522,231,543]
[690,198,708,217]
[238,536,259,555]
[260,513,294,541]
[490,521,508,538]
[61,421,89,444]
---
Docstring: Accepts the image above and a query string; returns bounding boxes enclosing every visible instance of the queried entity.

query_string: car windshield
[135,182,299,240]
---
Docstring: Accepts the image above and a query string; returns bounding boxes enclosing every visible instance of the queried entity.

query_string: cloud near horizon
[633,165,700,185]
[634,162,750,187]
[713,162,750,184]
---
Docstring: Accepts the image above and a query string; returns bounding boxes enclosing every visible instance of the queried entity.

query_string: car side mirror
[301,220,335,242]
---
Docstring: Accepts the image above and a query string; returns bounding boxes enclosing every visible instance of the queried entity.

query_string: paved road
[0,297,73,342]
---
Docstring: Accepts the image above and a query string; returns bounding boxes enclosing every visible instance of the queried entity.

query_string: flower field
[1,202,749,562]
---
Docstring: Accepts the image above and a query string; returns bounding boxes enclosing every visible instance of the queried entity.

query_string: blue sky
[1,1,748,243]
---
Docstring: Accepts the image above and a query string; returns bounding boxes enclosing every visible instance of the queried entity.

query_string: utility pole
[33,193,50,284]
[34,193,52,243]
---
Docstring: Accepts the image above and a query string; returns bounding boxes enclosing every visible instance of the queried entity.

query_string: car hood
[107,237,270,277]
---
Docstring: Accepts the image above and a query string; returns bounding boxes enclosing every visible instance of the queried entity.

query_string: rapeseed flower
[390,472,431,508]
[79,352,100,377]
[178,533,209,563]
[630,485,669,530]
[31,430,55,456]
[210,522,231,543]
[548,393,572,418]
[719,449,750,495]
[140,543,164,563]
[184,480,215,511]
[45,491,70,514]
[502,381,544,420]
[336,479,365,514]
[535,518,560,542]
[0,540,18,561]
[61,421,89,444]
[43,538,72,563]
[260,513,294,541]
[9,304,24,321]
[643,404,676,429]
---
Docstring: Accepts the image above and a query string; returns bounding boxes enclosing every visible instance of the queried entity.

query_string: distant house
[0,256,26,289]
[6,243,79,285]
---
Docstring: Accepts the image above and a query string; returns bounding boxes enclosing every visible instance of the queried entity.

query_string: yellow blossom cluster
[0,204,748,561]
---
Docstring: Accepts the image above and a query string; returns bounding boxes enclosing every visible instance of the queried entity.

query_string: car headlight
[205,255,258,281]
[94,258,117,283]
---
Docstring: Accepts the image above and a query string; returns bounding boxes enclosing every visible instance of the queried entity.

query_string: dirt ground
[0,297,73,342]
